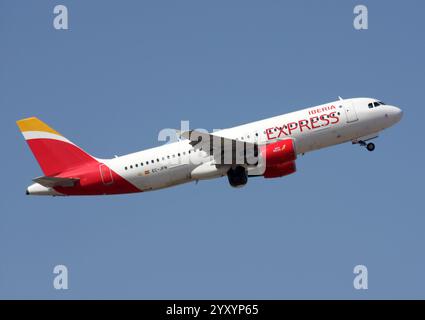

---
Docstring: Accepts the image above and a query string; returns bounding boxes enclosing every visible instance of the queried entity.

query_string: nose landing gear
[366,142,375,152]
[357,140,375,152]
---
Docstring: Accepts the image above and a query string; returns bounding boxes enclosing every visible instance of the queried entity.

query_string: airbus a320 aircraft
[17,97,402,196]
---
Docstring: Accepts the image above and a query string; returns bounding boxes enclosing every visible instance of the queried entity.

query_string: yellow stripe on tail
[16,117,62,136]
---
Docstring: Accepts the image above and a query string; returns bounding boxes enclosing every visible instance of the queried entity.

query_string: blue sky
[1,0,424,299]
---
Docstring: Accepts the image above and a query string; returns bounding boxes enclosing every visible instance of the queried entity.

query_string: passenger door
[344,102,359,123]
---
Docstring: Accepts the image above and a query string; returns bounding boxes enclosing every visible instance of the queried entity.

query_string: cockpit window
[369,101,386,109]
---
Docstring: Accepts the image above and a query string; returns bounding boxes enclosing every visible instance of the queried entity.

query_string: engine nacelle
[260,139,297,179]
[261,139,296,165]
[264,160,296,178]
[227,165,248,187]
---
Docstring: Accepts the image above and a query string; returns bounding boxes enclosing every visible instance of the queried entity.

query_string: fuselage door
[99,164,114,185]
[343,102,359,123]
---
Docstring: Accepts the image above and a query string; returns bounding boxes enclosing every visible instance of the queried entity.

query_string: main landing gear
[357,140,375,152]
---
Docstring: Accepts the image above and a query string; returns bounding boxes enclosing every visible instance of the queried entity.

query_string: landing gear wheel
[366,142,375,152]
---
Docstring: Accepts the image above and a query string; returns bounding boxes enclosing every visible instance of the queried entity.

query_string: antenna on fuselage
[338,96,343,101]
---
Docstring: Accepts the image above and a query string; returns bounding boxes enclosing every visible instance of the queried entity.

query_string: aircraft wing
[176,129,259,165]
[33,176,79,188]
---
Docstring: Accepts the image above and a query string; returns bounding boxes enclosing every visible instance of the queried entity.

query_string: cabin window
[135,164,138,167]
[151,160,154,164]
[125,167,128,170]
[130,165,133,169]
[368,103,373,108]
[141,163,143,166]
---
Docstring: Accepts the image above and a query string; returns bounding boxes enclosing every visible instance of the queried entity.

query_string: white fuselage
[105,97,402,192]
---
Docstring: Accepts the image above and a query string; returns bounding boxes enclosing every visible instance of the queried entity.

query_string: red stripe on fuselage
[27,138,140,195]
[54,161,141,195]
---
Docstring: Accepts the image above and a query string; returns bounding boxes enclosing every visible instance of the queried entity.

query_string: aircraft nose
[386,106,403,123]
[392,106,403,122]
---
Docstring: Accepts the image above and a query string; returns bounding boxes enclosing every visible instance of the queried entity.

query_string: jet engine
[227,166,248,188]
[261,139,297,178]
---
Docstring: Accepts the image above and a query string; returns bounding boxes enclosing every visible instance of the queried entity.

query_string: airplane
[17,97,402,196]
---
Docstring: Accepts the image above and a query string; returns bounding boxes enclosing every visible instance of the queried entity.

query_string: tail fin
[16,117,96,176]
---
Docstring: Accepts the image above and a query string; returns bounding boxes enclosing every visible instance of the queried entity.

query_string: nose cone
[386,106,403,124]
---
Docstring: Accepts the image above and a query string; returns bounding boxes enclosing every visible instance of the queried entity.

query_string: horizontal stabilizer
[33,176,79,188]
